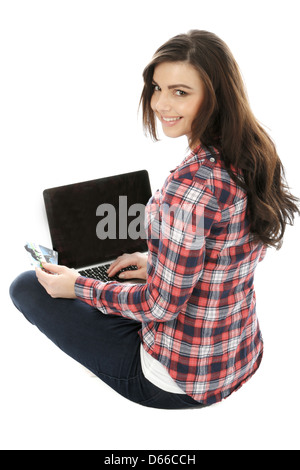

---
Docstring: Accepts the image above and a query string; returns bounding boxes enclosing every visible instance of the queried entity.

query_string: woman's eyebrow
[152,80,193,90]
[168,84,193,90]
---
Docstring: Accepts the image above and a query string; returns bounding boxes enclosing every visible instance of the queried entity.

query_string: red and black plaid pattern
[75,145,265,405]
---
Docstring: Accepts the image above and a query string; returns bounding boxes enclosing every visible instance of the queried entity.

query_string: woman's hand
[36,263,80,299]
[107,252,148,281]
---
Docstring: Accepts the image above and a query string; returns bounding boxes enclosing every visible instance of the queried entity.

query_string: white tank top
[140,344,185,394]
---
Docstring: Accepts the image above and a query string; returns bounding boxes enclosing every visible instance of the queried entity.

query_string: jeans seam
[90,368,142,383]
[137,390,165,406]
[93,369,164,405]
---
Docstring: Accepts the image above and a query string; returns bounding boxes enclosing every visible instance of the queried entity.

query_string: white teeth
[162,117,181,122]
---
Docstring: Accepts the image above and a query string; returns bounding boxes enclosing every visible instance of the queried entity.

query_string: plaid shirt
[75,145,265,405]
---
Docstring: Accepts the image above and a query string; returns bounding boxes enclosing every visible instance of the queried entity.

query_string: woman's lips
[161,115,183,127]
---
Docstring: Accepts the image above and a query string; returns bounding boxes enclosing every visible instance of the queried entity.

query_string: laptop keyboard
[79,263,138,282]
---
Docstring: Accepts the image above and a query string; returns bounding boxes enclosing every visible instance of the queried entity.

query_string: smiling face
[150,61,205,143]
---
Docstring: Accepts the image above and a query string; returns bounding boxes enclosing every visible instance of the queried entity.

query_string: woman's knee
[9,270,39,311]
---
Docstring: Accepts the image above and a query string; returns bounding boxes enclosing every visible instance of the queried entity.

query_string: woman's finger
[107,254,135,277]
[118,268,146,280]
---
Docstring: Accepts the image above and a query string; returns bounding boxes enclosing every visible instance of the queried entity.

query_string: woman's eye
[175,89,186,96]
[152,84,160,92]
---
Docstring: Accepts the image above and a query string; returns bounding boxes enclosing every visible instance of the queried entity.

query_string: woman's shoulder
[169,145,247,209]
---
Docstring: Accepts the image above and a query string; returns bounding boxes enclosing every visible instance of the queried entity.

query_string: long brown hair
[140,30,299,249]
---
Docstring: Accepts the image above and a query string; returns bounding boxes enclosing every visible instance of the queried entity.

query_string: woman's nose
[155,92,172,113]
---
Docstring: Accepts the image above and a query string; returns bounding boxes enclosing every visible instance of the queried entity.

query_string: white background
[1,0,299,450]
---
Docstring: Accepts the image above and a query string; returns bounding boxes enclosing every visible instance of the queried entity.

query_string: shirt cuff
[74,275,106,311]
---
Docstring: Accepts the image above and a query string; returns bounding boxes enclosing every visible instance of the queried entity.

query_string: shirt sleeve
[74,182,221,323]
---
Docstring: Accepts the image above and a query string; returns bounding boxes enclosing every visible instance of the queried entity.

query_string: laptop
[43,170,152,283]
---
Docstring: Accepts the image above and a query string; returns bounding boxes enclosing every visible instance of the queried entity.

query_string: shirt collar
[169,144,204,173]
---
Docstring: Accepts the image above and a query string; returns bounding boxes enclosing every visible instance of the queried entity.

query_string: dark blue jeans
[9,271,205,410]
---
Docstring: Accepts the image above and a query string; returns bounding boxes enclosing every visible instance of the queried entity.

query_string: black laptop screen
[43,170,152,269]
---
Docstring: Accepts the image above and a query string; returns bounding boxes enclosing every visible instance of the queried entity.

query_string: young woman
[9,30,299,409]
